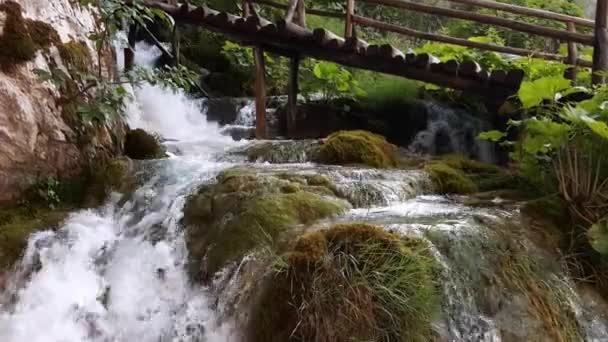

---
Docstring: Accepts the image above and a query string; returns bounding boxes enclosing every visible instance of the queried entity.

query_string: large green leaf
[477,130,506,142]
[518,76,571,109]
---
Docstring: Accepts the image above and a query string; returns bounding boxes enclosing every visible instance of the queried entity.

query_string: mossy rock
[182,169,350,280]
[124,129,166,160]
[58,41,91,72]
[318,130,398,168]
[83,157,137,206]
[0,1,59,71]
[424,162,478,194]
[0,206,70,271]
[248,223,439,342]
[424,155,530,195]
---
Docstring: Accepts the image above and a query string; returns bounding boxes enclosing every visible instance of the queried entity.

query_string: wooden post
[242,0,250,17]
[124,25,137,71]
[295,0,307,28]
[287,55,300,135]
[565,22,578,81]
[345,0,355,38]
[593,0,608,84]
[254,48,267,139]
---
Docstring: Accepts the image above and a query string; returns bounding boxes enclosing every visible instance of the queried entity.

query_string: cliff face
[0,0,125,203]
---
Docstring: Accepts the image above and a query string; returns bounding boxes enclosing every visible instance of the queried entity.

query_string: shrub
[249,223,439,342]
[318,130,398,168]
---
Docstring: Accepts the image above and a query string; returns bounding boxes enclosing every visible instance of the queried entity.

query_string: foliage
[29,177,62,209]
[221,40,289,94]
[249,223,439,342]
[301,61,365,101]
[356,73,419,110]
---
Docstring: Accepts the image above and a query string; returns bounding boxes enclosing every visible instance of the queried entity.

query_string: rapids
[0,44,607,342]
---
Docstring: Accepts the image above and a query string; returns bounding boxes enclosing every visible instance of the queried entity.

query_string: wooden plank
[359,0,594,45]
[565,22,578,81]
[287,55,300,134]
[254,48,267,138]
[253,0,344,19]
[345,0,355,38]
[445,0,594,28]
[352,14,593,67]
[593,0,608,84]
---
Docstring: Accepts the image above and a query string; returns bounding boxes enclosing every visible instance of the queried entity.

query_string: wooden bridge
[134,0,608,138]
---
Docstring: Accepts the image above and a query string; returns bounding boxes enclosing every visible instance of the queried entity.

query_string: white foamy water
[0,44,240,341]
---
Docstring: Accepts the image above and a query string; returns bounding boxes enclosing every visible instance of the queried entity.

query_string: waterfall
[408,102,496,163]
[0,44,240,342]
[1,41,607,342]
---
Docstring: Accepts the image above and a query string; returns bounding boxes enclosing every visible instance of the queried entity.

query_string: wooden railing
[247,0,608,83]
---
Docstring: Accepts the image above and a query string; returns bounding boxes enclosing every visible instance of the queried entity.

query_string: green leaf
[477,130,506,142]
[518,76,571,109]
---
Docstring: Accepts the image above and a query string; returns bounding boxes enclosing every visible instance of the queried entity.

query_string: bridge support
[593,0,608,84]
[254,48,267,139]
[287,55,300,135]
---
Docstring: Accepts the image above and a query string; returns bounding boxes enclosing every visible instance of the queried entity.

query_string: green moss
[58,41,91,72]
[0,1,59,71]
[424,162,477,194]
[183,169,350,280]
[0,206,70,270]
[521,196,570,228]
[249,223,439,342]
[423,155,533,195]
[27,19,61,49]
[124,129,166,160]
[319,130,398,168]
[83,157,136,206]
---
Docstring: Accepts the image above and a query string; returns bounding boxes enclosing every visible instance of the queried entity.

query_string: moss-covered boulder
[83,157,137,206]
[318,130,398,168]
[424,155,529,195]
[124,129,166,160]
[248,223,439,342]
[0,1,59,71]
[182,169,350,281]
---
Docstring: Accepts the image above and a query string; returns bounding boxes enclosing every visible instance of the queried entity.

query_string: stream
[0,46,608,342]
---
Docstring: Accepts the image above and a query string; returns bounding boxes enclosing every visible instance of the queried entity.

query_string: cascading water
[0,45,240,342]
[409,102,496,163]
[1,41,608,342]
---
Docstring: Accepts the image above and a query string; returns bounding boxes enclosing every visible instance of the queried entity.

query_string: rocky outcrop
[0,0,125,203]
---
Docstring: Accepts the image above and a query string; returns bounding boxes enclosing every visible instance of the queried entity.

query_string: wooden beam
[353,15,592,67]
[445,0,594,28]
[253,0,344,19]
[359,0,594,45]
[345,0,355,38]
[287,55,300,134]
[254,48,267,138]
[593,0,608,84]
